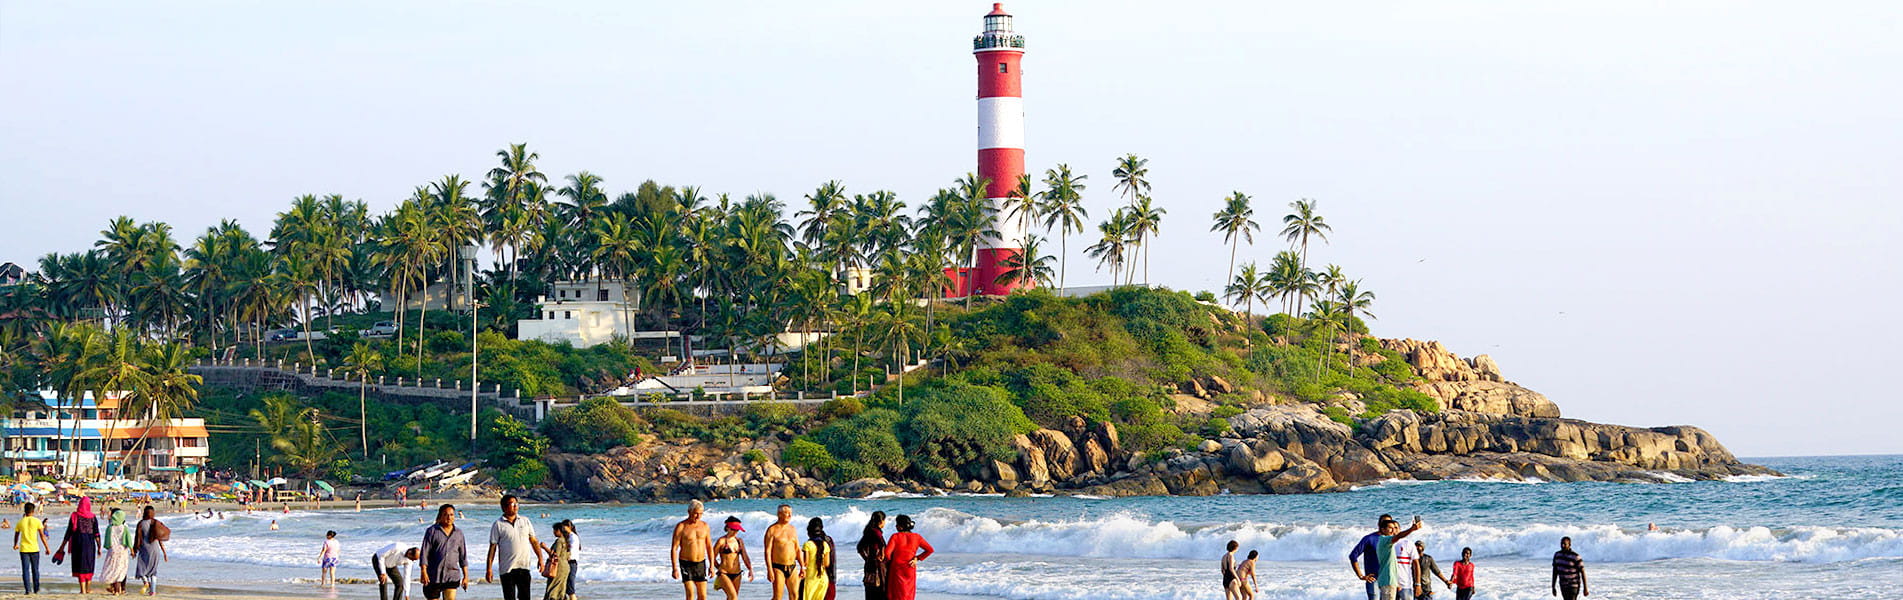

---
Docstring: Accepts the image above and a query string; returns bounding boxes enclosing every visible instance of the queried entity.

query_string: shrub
[781,439,836,475]
[893,381,1035,479]
[540,397,645,454]
[1323,406,1354,426]
[495,459,550,489]
[810,408,909,477]
[1193,291,1217,303]
[1212,405,1244,419]
[1357,337,1384,354]
[741,449,768,464]
[817,397,865,421]
[744,401,806,435]
[1200,417,1231,437]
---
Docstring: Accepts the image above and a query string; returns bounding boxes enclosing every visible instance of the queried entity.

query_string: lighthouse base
[943,247,1032,298]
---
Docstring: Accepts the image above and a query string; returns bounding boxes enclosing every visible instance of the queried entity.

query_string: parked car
[265,328,298,342]
[359,321,397,337]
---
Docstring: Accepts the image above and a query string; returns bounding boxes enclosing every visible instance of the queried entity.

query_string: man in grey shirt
[485,495,545,600]
[420,505,467,600]
[1412,541,1451,600]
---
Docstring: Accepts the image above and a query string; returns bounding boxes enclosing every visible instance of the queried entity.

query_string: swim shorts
[322,557,339,569]
[680,559,708,582]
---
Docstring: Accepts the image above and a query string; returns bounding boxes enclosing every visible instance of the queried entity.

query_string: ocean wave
[900,509,1903,564]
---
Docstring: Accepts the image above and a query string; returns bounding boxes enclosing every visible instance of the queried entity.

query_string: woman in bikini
[713,516,753,600]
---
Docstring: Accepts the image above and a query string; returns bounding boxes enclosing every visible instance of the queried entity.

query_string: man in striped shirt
[1551,537,1588,599]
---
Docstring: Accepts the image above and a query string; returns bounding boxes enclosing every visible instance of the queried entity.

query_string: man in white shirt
[565,526,581,599]
[1393,541,1419,600]
[374,543,420,600]
[485,495,546,600]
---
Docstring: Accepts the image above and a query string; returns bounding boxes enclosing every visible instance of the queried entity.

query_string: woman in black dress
[56,496,101,594]
[855,511,887,600]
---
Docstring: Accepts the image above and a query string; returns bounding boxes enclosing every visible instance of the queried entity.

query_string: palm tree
[1085,210,1133,287]
[1225,263,1263,319]
[1038,165,1088,294]
[1210,191,1259,287]
[842,294,875,393]
[1337,279,1377,331]
[340,342,383,458]
[557,171,611,288]
[948,174,996,305]
[1306,300,1346,377]
[1266,250,1308,315]
[796,181,847,256]
[250,395,338,479]
[992,234,1056,289]
[591,213,642,345]
[1125,195,1165,285]
[483,143,548,283]
[1111,154,1150,210]
[124,340,201,475]
[1280,198,1331,310]
[1002,174,1040,249]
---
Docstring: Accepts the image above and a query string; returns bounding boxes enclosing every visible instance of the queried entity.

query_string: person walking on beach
[763,505,800,600]
[670,500,714,600]
[801,518,834,600]
[486,495,546,600]
[100,508,133,595]
[855,512,885,600]
[713,517,753,600]
[1348,514,1396,600]
[1238,550,1259,600]
[319,530,342,587]
[133,505,168,596]
[373,543,419,600]
[15,501,48,594]
[880,515,932,600]
[1551,537,1587,600]
[1220,540,1240,600]
[420,504,468,600]
[1449,548,1475,600]
[561,521,579,600]
[54,496,100,593]
[1374,516,1424,600]
[540,520,572,600]
[1412,541,1449,600]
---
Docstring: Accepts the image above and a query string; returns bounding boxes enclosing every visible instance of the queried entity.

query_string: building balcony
[973,34,1026,51]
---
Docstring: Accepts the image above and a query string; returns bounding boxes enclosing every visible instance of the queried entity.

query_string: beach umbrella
[55,482,75,489]
[314,480,335,493]
[32,481,55,493]
[265,477,287,487]
[247,480,268,488]
[230,481,248,491]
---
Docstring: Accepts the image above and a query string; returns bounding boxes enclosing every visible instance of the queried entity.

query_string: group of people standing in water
[669,502,933,600]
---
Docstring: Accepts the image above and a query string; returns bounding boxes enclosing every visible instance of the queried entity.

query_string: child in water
[318,531,341,587]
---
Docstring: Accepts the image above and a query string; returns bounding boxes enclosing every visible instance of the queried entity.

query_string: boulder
[1028,429,1079,481]
[1415,381,1560,418]
[1181,378,1210,399]
[1011,434,1052,485]
[1198,439,1223,454]
[1266,461,1337,494]
[989,459,1020,490]
[1080,439,1111,478]
[1224,440,1288,476]
[1470,355,1504,382]
[1077,475,1170,498]
[1205,375,1235,395]
[1379,338,1477,382]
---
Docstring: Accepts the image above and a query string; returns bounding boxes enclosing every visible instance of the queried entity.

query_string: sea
[154,455,1901,599]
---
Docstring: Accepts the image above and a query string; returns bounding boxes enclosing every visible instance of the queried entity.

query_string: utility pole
[463,244,479,448]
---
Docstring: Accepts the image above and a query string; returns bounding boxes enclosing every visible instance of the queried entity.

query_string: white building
[515,280,647,348]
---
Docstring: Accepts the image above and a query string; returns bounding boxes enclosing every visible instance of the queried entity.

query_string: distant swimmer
[271,520,279,531]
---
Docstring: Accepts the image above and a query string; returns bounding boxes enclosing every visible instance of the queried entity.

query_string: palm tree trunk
[1058,234,1068,295]
[416,281,428,379]
[359,376,370,458]
[1227,241,1238,294]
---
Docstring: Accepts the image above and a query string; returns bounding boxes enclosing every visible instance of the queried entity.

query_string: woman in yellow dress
[799,518,834,600]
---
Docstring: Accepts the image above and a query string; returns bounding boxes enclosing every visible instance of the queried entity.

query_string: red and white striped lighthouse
[968,2,1028,296]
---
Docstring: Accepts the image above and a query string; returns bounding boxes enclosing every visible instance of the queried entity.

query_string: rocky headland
[533,338,1774,502]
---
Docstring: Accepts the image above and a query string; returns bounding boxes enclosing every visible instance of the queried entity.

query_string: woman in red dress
[881,515,933,600]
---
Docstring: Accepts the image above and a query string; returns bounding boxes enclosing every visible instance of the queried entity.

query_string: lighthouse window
[999,63,1008,73]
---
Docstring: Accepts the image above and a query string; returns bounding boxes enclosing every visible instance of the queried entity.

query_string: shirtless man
[762,505,802,600]
[670,500,715,600]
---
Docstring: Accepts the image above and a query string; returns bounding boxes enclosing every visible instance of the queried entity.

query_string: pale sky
[3,1,1899,456]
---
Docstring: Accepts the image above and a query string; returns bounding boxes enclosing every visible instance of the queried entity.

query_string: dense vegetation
[0,142,1428,488]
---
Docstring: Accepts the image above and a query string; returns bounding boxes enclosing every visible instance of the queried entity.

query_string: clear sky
[3,1,1899,457]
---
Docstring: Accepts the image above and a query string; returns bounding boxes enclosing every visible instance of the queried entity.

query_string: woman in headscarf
[55,496,101,593]
[99,507,133,595]
[134,505,166,596]
[880,515,932,600]
[855,511,887,600]
[800,517,833,600]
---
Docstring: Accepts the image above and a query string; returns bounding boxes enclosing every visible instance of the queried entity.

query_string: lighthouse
[968,2,1028,296]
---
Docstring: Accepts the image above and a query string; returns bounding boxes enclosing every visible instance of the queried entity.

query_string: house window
[598,289,609,301]
[564,311,572,319]
[999,63,1008,73]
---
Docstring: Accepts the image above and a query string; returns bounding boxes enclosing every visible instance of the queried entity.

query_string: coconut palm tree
[1111,154,1151,210]
[123,340,201,475]
[1337,279,1377,330]
[1266,250,1309,315]
[1280,198,1331,306]
[796,180,847,255]
[1085,210,1133,287]
[992,234,1056,289]
[1003,174,1040,249]
[1210,191,1259,287]
[340,342,383,458]
[1038,165,1088,294]
[483,143,548,283]
[1225,263,1263,318]
[1125,195,1165,285]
